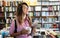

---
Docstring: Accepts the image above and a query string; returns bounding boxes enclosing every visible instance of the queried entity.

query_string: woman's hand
[21,29,29,35]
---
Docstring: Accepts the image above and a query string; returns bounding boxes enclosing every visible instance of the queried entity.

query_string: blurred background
[0,0,60,38]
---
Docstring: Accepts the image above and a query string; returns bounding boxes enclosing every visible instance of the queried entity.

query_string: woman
[9,2,36,38]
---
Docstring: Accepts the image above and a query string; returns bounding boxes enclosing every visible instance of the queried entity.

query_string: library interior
[0,0,60,38]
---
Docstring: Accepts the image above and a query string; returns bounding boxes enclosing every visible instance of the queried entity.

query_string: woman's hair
[16,2,32,26]
[16,2,28,16]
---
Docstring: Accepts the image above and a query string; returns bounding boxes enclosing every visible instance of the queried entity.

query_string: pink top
[9,17,32,38]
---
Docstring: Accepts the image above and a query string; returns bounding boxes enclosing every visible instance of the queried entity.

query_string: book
[12,7,16,11]
[42,7,48,11]
[16,1,18,6]
[6,19,11,24]
[48,18,53,22]
[28,7,33,11]
[42,0,49,2]
[55,12,59,16]
[44,24,52,29]
[49,0,59,1]
[53,6,56,11]
[42,12,49,16]
[39,17,41,23]
[9,13,13,17]
[9,7,12,11]
[48,6,53,11]
[42,2,49,5]
[13,1,16,6]
[10,1,13,6]
[58,5,59,11]
[42,18,47,23]
[28,12,33,16]
[0,1,2,6]
[34,12,40,16]
[35,6,41,11]
[2,7,4,12]
[7,1,10,6]
[42,12,46,16]
[49,12,53,16]
[5,7,8,12]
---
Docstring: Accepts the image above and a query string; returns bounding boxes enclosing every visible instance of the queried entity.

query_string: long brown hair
[16,2,32,26]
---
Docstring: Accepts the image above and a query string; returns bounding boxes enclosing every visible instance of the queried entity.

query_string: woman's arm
[10,31,21,37]
[10,29,29,36]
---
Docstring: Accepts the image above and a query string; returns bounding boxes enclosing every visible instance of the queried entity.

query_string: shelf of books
[0,0,60,31]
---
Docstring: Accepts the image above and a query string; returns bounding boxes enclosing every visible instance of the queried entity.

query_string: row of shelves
[1,5,59,12]
[38,0,60,2]
[0,17,58,24]
[0,1,60,6]
[0,6,59,12]
[29,12,60,16]
[0,1,60,30]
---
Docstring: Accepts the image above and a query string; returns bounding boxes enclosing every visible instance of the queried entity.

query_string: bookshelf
[0,0,60,31]
[0,6,5,30]
[40,1,60,31]
[32,0,60,31]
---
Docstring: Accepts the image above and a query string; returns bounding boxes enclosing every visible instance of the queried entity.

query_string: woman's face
[22,5,28,14]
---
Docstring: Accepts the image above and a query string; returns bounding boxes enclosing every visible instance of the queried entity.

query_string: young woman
[9,2,36,38]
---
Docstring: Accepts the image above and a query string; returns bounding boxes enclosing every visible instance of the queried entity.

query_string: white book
[28,7,31,11]
[35,6,41,11]
[42,2,49,5]
[50,2,60,5]
[9,7,12,11]
[49,0,59,1]
[53,6,56,10]
[5,7,8,11]
[58,6,59,11]
[2,7,4,12]
[49,18,53,22]
[16,2,18,6]
[7,1,10,6]
[42,12,46,16]
[13,7,15,11]
[46,12,49,16]
[28,12,33,16]
[9,13,13,17]
[42,8,48,11]
[6,19,9,23]
[37,2,41,5]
